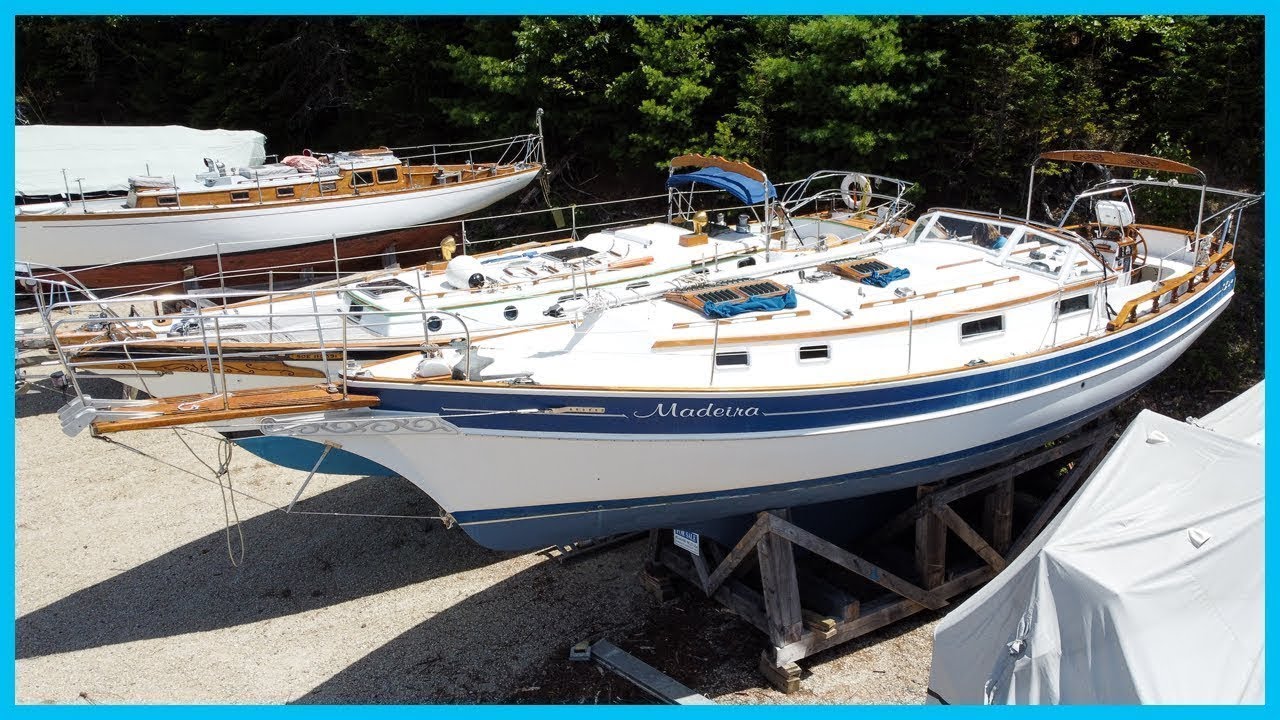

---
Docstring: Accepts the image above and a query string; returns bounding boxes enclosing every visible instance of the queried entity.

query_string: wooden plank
[1006,435,1110,561]
[915,484,947,589]
[702,514,770,596]
[864,428,1110,546]
[934,504,1007,573]
[801,610,837,639]
[781,565,996,664]
[1038,149,1201,176]
[757,530,804,646]
[589,640,715,705]
[91,385,380,433]
[983,479,1015,554]
[766,514,946,610]
[658,547,770,633]
[669,153,766,181]
[795,566,859,621]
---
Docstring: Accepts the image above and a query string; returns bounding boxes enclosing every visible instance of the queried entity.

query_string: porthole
[799,345,830,361]
[961,315,1004,339]
[426,316,443,332]
[503,306,518,321]
[715,351,750,367]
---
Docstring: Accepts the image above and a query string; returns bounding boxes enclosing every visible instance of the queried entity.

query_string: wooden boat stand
[641,419,1116,693]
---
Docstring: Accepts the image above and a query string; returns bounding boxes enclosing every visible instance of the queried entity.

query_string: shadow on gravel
[15,376,122,419]
[16,475,513,660]
[292,541,664,704]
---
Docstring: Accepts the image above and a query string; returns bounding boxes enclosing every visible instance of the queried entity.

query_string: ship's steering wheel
[1117,228,1148,269]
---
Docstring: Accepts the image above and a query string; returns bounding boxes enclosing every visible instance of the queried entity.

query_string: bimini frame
[1024,149,1208,237]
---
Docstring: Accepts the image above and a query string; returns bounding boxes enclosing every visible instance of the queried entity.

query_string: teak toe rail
[1107,243,1234,332]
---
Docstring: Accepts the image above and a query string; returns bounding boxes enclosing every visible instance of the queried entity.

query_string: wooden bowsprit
[643,420,1116,693]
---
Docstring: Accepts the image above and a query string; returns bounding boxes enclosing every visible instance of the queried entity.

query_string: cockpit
[906,210,1104,282]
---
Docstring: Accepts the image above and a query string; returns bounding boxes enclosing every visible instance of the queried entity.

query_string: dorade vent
[818,256,911,287]
[665,278,796,319]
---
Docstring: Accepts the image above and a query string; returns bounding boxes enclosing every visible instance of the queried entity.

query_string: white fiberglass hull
[254,269,1233,550]
[15,168,539,269]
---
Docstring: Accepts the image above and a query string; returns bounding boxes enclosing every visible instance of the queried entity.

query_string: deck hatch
[352,278,415,298]
[818,256,909,287]
[665,278,795,318]
[543,246,597,263]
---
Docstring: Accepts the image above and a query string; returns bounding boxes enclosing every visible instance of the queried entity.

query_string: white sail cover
[15,125,267,197]
[928,384,1264,704]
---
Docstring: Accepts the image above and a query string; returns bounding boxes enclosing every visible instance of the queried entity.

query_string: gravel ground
[15,366,939,705]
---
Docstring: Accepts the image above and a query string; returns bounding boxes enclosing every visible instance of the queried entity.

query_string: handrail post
[414,270,431,342]
[906,310,914,373]
[709,319,720,386]
[213,317,230,410]
[331,233,341,280]
[215,242,227,307]
[340,314,349,400]
[1052,287,1062,346]
[199,315,218,396]
[267,270,275,342]
[311,294,330,381]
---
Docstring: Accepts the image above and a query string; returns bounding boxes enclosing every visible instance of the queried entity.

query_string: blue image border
[1,2,1272,714]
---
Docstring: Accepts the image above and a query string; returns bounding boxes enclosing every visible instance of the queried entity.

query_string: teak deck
[92,384,380,433]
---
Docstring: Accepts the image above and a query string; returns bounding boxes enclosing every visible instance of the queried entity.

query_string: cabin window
[275,186,296,198]
[961,315,1004,339]
[376,167,399,184]
[156,195,179,207]
[504,305,518,321]
[319,181,338,192]
[426,316,443,332]
[1058,294,1091,316]
[230,191,251,203]
[352,170,375,187]
[798,345,830,361]
[715,351,750,368]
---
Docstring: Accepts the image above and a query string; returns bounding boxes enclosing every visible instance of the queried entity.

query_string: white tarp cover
[928,396,1264,704]
[15,125,267,197]
[1196,380,1265,447]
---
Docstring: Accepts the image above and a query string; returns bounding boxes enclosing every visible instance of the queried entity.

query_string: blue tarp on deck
[702,287,797,319]
[666,166,778,205]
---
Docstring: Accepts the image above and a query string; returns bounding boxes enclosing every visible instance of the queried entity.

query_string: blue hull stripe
[453,395,1133,550]
[364,269,1233,436]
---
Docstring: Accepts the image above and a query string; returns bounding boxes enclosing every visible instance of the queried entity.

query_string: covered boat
[926,382,1263,704]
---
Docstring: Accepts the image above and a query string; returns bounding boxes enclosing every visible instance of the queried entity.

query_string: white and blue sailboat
[57,151,1259,551]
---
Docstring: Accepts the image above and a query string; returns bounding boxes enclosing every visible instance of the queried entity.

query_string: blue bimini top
[665,166,778,205]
